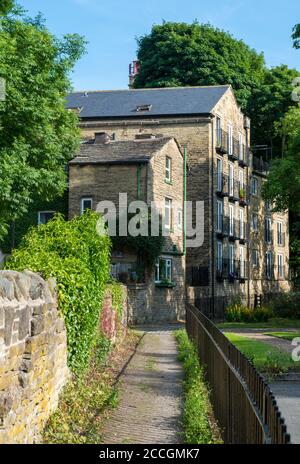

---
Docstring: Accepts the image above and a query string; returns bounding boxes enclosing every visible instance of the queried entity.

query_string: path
[102,325,183,444]
[270,381,300,444]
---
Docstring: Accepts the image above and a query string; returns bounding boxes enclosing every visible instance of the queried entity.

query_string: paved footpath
[102,326,183,444]
[270,381,300,444]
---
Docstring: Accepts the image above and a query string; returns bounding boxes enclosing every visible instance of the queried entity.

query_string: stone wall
[0,270,69,444]
[100,285,127,342]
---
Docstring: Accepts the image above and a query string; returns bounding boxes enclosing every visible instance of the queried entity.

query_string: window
[136,104,152,112]
[229,243,235,274]
[265,218,272,243]
[252,250,259,267]
[164,198,172,230]
[38,211,55,225]
[216,117,222,145]
[251,177,258,196]
[265,200,271,212]
[277,253,284,279]
[229,164,234,197]
[239,169,244,190]
[217,200,223,232]
[165,156,171,182]
[252,213,258,232]
[277,221,283,246]
[177,208,183,231]
[81,197,93,215]
[228,124,233,155]
[238,133,243,160]
[217,241,223,273]
[217,158,223,192]
[239,246,245,278]
[155,257,172,283]
[266,251,272,278]
[229,204,234,236]
[239,208,244,239]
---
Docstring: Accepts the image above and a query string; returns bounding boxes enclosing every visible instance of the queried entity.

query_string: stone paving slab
[101,327,183,444]
[270,381,300,444]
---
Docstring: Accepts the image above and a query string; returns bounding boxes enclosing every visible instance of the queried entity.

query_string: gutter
[183,146,187,256]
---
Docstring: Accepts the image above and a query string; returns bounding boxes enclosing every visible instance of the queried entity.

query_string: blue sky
[20,0,299,90]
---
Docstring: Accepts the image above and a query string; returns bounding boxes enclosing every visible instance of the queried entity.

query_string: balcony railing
[216,258,248,282]
[111,262,145,284]
[216,128,229,154]
[227,178,249,205]
[216,175,229,197]
[253,156,269,176]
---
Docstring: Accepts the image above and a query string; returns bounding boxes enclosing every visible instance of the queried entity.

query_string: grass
[224,332,300,376]
[264,332,300,341]
[43,330,140,444]
[175,330,223,444]
[218,317,300,330]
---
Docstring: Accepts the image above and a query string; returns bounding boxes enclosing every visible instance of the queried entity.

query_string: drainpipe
[246,128,251,307]
[211,121,215,318]
[183,146,187,256]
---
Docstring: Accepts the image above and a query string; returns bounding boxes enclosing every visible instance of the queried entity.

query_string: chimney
[94,132,110,144]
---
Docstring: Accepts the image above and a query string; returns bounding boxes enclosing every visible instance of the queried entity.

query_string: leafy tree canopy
[0,0,14,15]
[0,10,86,240]
[292,24,300,49]
[133,22,300,152]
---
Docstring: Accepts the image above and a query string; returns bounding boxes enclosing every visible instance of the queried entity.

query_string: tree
[0,11,86,240]
[133,22,300,152]
[292,24,300,49]
[0,0,14,15]
[134,22,265,110]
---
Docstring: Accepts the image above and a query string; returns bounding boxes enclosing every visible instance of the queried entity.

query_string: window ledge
[164,179,173,185]
[155,281,176,288]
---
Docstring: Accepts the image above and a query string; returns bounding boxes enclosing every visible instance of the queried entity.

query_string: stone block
[31,316,45,336]
[18,306,30,341]
[4,308,15,346]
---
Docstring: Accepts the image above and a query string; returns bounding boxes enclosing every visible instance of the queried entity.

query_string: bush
[269,292,300,319]
[6,211,111,374]
[225,300,273,323]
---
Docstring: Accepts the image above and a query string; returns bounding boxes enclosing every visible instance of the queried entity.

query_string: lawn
[224,332,300,376]
[218,318,300,330]
[264,332,300,341]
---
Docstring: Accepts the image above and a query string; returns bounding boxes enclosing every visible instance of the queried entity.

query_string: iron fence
[186,303,291,444]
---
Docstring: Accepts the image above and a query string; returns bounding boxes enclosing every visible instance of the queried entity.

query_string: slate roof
[66,85,230,119]
[69,136,176,165]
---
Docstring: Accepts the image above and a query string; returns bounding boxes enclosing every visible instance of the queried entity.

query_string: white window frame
[239,169,244,190]
[252,212,258,232]
[155,257,172,283]
[216,116,222,145]
[238,132,243,160]
[217,241,223,272]
[266,251,272,278]
[239,208,244,239]
[251,177,258,196]
[229,204,234,236]
[38,211,55,225]
[228,123,233,155]
[277,221,283,246]
[164,198,172,230]
[252,249,259,267]
[80,197,93,215]
[217,158,223,192]
[277,253,284,279]
[265,217,272,243]
[177,208,182,231]
[217,200,223,233]
[165,156,171,182]
[229,243,235,274]
[239,246,245,278]
[229,163,234,196]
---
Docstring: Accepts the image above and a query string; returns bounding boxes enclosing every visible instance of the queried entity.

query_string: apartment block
[67,85,290,318]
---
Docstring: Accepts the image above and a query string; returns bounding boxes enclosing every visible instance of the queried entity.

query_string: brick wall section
[0,271,69,444]
[101,285,127,342]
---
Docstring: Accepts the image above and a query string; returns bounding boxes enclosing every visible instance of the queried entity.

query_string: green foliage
[6,211,111,374]
[108,281,125,319]
[225,300,273,323]
[268,292,300,319]
[43,334,117,444]
[133,21,299,151]
[0,0,14,15]
[292,24,300,49]
[175,330,222,444]
[112,212,165,268]
[225,333,297,376]
[0,9,86,240]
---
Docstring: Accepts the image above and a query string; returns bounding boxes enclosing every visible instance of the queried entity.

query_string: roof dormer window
[136,104,152,112]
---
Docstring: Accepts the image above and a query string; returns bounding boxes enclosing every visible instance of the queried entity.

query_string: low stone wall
[0,270,69,444]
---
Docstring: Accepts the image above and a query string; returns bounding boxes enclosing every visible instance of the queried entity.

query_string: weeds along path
[101,326,184,444]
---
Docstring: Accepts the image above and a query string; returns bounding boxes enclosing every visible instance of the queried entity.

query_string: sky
[20,0,299,91]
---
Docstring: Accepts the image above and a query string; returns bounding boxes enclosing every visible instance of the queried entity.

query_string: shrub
[6,211,111,374]
[269,292,300,319]
[225,300,273,323]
